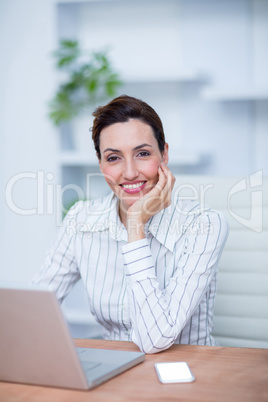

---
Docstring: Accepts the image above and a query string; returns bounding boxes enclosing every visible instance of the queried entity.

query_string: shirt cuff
[121,238,156,281]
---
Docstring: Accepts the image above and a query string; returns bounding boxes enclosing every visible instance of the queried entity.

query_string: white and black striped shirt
[33,191,228,354]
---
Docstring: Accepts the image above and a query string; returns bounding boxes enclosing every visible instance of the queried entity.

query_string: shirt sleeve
[121,211,229,354]
[31,206,81,303]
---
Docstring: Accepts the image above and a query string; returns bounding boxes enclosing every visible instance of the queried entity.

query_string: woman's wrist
[126,214,146,243]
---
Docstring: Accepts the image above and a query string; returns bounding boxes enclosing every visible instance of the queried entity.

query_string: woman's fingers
[147,165,166,197]
[127,164,176,226]
[145,164,175,212]
[159,164,175,198]
[159,165,175,209]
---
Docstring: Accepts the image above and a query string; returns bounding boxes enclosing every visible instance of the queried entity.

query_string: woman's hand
[126,164,176,242]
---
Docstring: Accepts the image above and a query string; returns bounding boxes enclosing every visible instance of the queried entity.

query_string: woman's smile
[120,180,147,193]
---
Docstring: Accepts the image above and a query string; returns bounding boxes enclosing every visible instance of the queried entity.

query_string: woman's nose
[123,160,139,181]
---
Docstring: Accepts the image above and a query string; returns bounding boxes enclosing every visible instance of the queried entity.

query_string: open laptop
[0,284,145,390]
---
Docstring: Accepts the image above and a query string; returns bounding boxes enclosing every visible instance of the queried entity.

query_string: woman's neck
[118,200,128,227]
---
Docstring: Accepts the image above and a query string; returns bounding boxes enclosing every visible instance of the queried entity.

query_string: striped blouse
[32,191,228,354]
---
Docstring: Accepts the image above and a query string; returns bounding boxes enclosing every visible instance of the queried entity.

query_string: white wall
[0,0,59,282]
[0,0,267,289]
[253,0,268,173]
[59,0,268,176]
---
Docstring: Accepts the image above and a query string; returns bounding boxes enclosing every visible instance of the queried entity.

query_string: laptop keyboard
[76,347,102,373]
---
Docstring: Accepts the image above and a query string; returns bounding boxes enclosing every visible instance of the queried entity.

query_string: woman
[33,95,228,354]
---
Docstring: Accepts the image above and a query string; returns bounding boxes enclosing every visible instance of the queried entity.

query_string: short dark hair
[92,95,166,160]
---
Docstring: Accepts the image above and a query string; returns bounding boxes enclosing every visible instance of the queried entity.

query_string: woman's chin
[118,193,143,209]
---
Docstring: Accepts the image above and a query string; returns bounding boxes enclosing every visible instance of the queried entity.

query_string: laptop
[0,284,145,390]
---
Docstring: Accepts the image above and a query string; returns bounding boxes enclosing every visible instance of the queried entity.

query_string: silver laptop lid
[0,284,145,390]
[0,285,92,389]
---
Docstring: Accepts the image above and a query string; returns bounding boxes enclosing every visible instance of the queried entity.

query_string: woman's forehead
[99,119,157,149]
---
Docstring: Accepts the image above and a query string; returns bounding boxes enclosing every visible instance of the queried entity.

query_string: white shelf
[121,71,209,84]
[59,151,203,167]
[58,0,118,4]
[59,153,98,166]
[202,88,268,101]
[169,153,203,166]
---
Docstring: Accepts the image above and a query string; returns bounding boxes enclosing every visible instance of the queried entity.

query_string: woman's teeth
[121,181,145,189]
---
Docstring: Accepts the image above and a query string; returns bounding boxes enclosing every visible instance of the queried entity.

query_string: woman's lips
[120,181,146,194]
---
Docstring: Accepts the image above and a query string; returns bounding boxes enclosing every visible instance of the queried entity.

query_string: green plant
[49,40,122,125]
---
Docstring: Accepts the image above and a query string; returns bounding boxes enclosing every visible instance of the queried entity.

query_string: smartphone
[155,362,195,383]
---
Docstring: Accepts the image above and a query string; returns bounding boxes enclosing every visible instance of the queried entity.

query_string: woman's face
[98,119,168,213]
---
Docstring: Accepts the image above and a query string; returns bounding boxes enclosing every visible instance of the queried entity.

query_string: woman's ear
[98,154,102,172]
[162,143,169,165]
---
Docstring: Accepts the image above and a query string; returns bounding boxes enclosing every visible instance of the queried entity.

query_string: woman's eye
[137,151,150,157]
[107,155,119,162]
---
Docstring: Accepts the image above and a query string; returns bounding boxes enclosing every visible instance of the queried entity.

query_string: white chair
[175,173,268,348]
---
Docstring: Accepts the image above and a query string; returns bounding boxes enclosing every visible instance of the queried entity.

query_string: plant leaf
[49,40,123,124]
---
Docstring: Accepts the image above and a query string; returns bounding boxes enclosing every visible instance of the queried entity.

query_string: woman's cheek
[145,160,160,183]
[101,165,120,188]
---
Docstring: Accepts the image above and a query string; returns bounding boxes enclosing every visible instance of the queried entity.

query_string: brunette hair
[92,95,166,160]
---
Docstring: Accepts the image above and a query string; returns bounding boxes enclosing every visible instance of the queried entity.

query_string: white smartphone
[155,362,195,383]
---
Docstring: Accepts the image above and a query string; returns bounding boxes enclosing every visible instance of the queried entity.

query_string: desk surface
[1,339,267,402]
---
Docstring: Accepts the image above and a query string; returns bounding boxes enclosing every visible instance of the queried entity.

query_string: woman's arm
[122,211,228,354]
[122,169,229,354]
[31,204,81,302]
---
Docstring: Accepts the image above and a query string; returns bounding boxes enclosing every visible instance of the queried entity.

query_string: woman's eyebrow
[103,143,152,153]
[133,143,152,151]
[103,147,120,153]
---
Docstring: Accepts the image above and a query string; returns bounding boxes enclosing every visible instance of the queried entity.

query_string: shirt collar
[79,192,128,242]
[79,191,195,252]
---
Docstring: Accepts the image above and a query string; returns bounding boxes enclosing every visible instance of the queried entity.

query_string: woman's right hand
[126,164,176,242]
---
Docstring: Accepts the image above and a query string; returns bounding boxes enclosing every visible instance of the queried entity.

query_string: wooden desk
[0,339,267,402]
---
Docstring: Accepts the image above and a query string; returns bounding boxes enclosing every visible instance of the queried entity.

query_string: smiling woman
[32,95,229,354]
[92,96,171,237]
[98,119,169,229]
